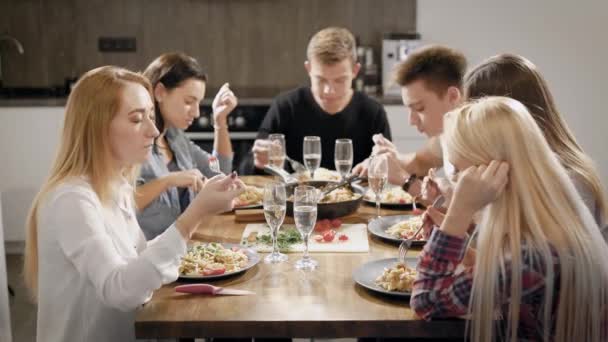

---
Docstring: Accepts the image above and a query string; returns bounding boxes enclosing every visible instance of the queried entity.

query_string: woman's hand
[166,169,205,193]
[450,161,509,216]
[421,206,446,239]
[191,173,245,215]
[176,173,245,239]
[212,83,238,124]
[420,168,453,207]
[441,161,509,237]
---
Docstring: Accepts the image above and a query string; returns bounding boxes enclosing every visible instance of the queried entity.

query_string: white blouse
[36,177,187,341]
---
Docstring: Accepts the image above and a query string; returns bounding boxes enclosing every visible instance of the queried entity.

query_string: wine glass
[368,154,388,218]
[303,136,321,180]
[293,185,318,270]
[334,138,353,180]
[268,133,286,169]
[263,182,288,264]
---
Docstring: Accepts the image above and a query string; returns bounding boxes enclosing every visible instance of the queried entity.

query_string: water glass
[263,182,288,264]
[293,185,318,270]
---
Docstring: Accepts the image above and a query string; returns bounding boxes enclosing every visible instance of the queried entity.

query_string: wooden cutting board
[240,223,369,253]
[234,209,295,224]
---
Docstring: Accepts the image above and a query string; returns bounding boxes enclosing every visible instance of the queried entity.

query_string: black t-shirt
[246,86,391,173]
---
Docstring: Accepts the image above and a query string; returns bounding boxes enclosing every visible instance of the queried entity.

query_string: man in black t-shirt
[243,27,391,174]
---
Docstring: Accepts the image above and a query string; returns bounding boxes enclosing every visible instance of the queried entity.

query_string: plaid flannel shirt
[411,229,555,340]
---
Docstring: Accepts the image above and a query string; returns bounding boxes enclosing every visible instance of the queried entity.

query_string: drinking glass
[334,138,353,180]
[368,154,388,218]
[263,182,288,264]
[293,185,318,270]
[303,136,321,180]
[268,133,286,169]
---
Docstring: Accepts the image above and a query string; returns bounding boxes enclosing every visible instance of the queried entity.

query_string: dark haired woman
[136,52,238,239]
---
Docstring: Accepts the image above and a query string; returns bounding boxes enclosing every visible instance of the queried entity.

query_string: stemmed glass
[334,139,353,180]
[263,182,288,264]
[268,133,286,169]
[293,185,319,270]
[303,136,321,180]
[368,154,388,218]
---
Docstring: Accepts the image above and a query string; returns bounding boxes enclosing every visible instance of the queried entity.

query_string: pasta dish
[385,216,424,240]
[375,263,418,292]
[179,242,249,276]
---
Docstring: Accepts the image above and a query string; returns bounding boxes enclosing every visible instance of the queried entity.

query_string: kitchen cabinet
[0,106,64,242]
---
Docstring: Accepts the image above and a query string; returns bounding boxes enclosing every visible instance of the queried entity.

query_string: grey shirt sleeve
[569,171,606,239]
[188,140,233,176]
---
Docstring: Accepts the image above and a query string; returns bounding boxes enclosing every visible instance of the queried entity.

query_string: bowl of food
[285,180,364,219]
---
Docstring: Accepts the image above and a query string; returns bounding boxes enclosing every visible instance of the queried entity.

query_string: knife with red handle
[175,283,255,296]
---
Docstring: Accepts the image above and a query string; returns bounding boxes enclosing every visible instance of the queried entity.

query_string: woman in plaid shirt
[411,97,608,341]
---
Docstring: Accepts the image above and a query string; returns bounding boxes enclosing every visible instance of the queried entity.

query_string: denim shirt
[136,127,232,240]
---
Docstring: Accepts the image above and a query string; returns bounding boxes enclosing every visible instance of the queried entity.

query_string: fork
[398,195,445,264]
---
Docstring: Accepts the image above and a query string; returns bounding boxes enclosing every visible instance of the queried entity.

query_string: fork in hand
[398,195,445,264]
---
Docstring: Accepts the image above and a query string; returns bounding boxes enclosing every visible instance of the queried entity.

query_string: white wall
[417,0,608,188]
[0,107,64,241]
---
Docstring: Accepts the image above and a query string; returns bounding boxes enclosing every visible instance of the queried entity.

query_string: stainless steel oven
[184,99,270,174]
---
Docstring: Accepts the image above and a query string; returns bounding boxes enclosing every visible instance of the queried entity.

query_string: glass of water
[368,154,388,218]
[334,138,353,180]
[303,136,321,180]
[293,185,318,270]
[268,133,286,169]
[263,182,288,264]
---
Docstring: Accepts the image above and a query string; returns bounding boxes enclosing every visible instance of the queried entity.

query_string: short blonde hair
[306,27,357,65]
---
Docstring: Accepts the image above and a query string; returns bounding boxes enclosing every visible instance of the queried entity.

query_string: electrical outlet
[98,37,136,52]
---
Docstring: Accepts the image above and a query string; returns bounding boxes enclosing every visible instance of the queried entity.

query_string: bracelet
[213,124,228,130]
[402,174,417,192]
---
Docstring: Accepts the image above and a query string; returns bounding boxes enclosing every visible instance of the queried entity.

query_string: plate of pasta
[353,257,418,297]
[295,167,342,182]
[233,185,264,209]
[367,215,426,245]
[179,242,260,280]
[363,186,415,210]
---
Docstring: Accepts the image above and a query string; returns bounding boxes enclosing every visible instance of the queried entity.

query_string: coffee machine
[382,32,421,97]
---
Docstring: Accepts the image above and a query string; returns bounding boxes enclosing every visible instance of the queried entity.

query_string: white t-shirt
[36,177,186,341]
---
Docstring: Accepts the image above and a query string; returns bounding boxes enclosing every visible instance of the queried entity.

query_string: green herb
[256,227,302,251]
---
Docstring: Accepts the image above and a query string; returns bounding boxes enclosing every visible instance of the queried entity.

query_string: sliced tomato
[399,199,406,204]
[330,218,342,228]
[313,234,324,243]
[202,266,226,276]
[314,220,331,232]
[338,234,349,241]
[322,229,336,242]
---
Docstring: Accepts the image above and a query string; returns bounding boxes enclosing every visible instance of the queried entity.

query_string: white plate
[367,215,426,246]
[353,257,418,297]
[179,243,261,280]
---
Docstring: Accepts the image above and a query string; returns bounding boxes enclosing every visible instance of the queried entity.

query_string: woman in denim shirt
[136,53,237,239]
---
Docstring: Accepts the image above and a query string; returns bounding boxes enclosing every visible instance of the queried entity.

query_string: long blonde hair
[23,66,152,300]
[443,97,608,341]
[465,54,607,222]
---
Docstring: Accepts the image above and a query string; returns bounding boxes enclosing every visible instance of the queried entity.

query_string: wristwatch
[401,174,417,192]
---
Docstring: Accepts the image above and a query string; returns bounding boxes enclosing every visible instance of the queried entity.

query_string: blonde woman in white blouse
[22,66,244,341]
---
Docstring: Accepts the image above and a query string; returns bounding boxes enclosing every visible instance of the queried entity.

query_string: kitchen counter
[0,97,68,107]
[0,94,403,107]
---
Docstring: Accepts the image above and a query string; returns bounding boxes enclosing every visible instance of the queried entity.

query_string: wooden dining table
[135,176,465,340]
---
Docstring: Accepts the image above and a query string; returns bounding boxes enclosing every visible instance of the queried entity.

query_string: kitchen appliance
[382,32,421,97]
[355,46,379,95]
[184,99,270,173]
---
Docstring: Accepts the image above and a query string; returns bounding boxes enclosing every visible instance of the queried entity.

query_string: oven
[184,99,271,174]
